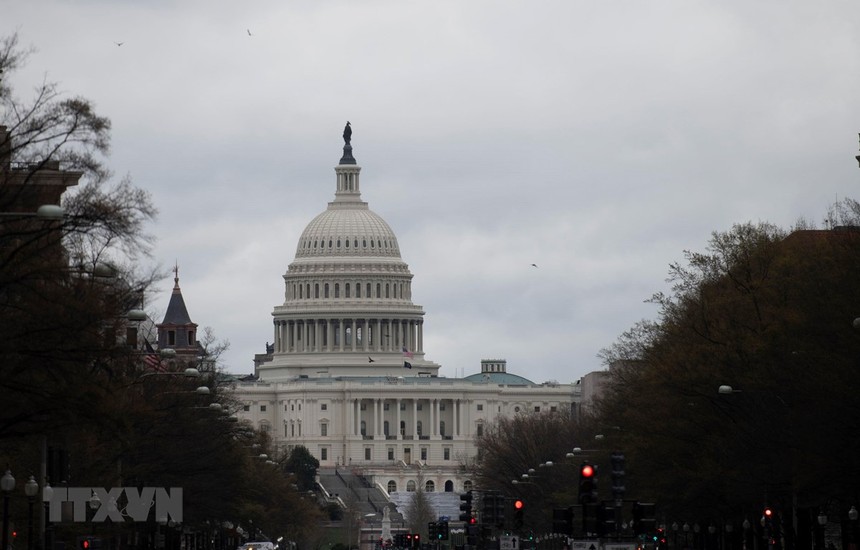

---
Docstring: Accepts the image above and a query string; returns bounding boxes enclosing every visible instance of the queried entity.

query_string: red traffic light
[81,541,90,550]
[469,517,477,525]
[581,464,594,478]
[764,508,773,518]
[514,499,524,510]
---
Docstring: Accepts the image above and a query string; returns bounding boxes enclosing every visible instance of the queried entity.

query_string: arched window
[335,284,340,298]
[417,421,423,436]
[400,420,406,436]
[367,283,371,297]
[440,421,446,437]
[345,284,351,298]
[386,284,390,298]
[384,421,390,436]
[377,283,381,298]
[425,481,435,492]
[356,284,361,298]
[464,480,473,491]
[444,480,454,492]
[306,284,310,299]
[387,481,397,494]
[407,480,416,492]
[315,284,320,299]
[360,420,366,436]
[325,283,329,298]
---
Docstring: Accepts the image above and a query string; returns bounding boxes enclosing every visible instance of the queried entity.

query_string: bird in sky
[115,42,124,46]
[368,356,375,363]
[531,263,538,268]
[247,29,253,36]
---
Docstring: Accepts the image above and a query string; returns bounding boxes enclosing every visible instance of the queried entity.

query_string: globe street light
[24,476,38,550]
[2,470,16,550]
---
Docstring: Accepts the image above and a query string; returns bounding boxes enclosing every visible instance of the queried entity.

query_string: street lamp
[2,470,15,550]
[24,476,38,550]
[43,482,53,550]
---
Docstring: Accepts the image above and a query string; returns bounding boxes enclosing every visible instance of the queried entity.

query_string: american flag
[143,340,165,371]
[401,346,414,359]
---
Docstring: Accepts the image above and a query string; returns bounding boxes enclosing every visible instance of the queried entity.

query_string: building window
[384,403,390,411]
[325,283,329,298]
[514,406,521,413]
[384,421,390,436]
[421,447,427,461]
[400,421,406,436]
[417,403,423,411]
[335,284,340,298]
[464,480,473,491]
[425,481,435,492]
[260,405,267,412]
[444,448,451,460]
[188,330,195,345]
[387,481,397,493]
[407,480,416,492]
[315,284,320,298]
[260,422,270,433]
[345,284,351,298]
[534,406,540,412]
[321,403,328,411]
[388,448,394,460]
[440,403,446,411]
[400,403,406,411]
[365,448,371,460]
[321,448,327,461]
[291,423,295,436]
[167,330,176,346]
[477,404,483,411]
[476,423,484,437]
[360,421,367,436]
[361,403,367,411]
[417,421,423,436]
[284,404,288,411]
[321,423,328,437]
[243,405,250,412]
[356,284,361,298]
[440,421,445,436]
[291,404,295,411]
[551,406,557,412]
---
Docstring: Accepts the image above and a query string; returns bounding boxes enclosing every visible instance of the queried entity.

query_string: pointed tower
[261,123,439,379]
[157,264,200,366]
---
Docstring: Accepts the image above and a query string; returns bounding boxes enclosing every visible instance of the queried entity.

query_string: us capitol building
[230,125,583,495]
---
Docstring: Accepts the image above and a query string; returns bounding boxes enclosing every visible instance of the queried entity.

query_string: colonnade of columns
[273,317,423,355]
[345,397,467,440]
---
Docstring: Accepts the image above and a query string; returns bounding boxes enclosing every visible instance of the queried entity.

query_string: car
[239,542,275,550]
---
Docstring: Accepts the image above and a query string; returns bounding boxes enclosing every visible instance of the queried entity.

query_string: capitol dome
[259,125,440,380]
[294,205,402,260]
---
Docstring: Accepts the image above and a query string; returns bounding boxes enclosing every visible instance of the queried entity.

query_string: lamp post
[2,470,15,550]
[42,482,53,550]
[848,506,859,550]
[24,476,38,550]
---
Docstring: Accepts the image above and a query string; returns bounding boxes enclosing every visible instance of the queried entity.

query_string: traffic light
[610,451,626,501]
[632,502,656,536]
[412,534,420,549]
[405,534,413,549]
[597,503,616,537]
[439,521,449,540]
[512,498,524,529]
[429,522,438,540]
[78,537,98,550]
[578,462,597,504]
[654,527,668,550]
[482,492,498,525]
[552,507,574,535]
[459,491,473,522]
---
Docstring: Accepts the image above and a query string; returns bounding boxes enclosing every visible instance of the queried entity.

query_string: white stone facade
[232,134,581,491]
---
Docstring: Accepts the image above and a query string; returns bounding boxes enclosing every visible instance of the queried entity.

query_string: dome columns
[272,317,424,356]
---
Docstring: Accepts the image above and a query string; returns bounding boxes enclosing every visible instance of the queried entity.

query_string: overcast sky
[4,1,860,383]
